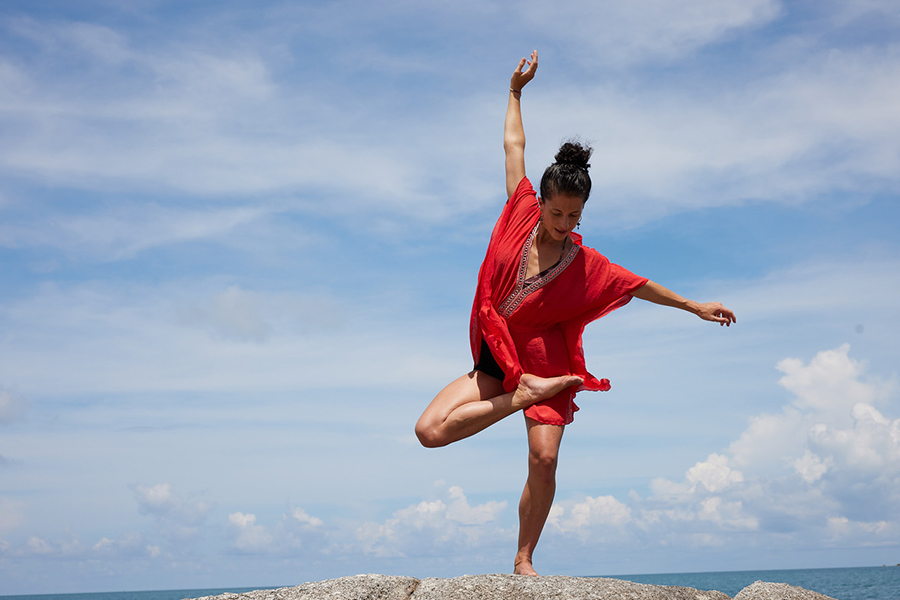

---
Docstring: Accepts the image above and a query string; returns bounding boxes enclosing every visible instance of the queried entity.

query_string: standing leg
[415,372,580,448]
[514,417,564,576]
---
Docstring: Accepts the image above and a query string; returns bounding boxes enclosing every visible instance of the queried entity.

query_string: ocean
[607,565,899,600]
[1,566,897,600]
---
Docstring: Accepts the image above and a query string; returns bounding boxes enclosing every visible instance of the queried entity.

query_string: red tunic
[469,177,648,426]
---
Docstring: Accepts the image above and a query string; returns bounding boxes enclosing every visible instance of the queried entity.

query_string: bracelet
[510,87,521,94]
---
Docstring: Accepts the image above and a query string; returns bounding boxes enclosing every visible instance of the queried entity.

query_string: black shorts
[474,339,506,381]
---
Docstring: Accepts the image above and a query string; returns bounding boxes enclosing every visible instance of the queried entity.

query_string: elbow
[504,137,525,153]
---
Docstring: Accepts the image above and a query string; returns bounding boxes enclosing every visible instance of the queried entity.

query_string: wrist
[510,87,521,95]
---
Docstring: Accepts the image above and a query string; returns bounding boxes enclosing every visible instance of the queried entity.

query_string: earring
[576,220,581,229]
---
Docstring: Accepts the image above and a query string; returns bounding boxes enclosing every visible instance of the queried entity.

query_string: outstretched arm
[631,280,736,326]
[505,50,538,199]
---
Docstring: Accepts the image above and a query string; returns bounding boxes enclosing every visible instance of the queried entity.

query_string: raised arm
[631,280,736,326]
[505,50,538,198]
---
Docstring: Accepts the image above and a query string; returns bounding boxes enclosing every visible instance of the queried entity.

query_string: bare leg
[415,371,581,448]
[514,417,564,576]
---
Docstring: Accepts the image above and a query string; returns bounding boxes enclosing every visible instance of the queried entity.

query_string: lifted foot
[513,373,583,409]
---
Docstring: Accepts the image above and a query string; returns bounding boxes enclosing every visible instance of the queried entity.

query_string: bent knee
[415,421,447,448]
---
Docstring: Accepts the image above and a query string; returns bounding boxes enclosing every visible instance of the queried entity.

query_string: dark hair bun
[540,139,594,202]
[554,141,592,171]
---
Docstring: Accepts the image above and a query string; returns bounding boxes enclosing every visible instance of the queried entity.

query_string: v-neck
[497,223,580,318]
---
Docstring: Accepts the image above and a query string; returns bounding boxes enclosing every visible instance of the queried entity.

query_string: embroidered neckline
[497,223,579,318]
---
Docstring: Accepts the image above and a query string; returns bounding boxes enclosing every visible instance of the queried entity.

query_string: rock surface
[733,581,837,600]
[411,574,729,599]
[186,573,837,600]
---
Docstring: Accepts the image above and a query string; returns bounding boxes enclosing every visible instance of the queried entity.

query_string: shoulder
[488,176,539,246]
[581,245,646,286]
[575,242,641,282]
[501,176,538,222]
[571,237,609,265]
[509,176,536,203]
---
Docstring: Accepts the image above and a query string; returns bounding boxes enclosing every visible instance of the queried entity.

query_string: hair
[539,140,593,202]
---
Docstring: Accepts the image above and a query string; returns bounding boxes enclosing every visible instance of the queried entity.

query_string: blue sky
[1,0,899,594]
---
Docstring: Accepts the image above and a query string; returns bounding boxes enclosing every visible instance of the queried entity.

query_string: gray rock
[187,574,420,600]
[411,574,730,599]
[732,581,837,600]
[184,574,834,600]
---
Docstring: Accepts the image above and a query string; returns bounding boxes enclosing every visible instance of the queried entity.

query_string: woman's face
[539,193,584,241]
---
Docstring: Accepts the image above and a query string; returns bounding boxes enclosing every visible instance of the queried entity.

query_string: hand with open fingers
[511,50,538,92]
[697,302,736,326]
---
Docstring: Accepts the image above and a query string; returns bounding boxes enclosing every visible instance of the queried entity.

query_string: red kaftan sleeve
[564,248,648,392]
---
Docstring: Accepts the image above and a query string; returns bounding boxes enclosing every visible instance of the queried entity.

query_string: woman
[415,50,736,577]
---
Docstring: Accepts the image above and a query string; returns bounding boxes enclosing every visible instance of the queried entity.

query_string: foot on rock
[514,373,583,409]
[513,559,539,577]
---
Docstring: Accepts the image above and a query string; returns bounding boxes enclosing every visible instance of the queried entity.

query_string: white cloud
[548,495,632,535]
[1,2,896,232]
[727,408,808,476]
[7,18,133,65]
[525,45,900,226]
[729,345,895,476]
[445,486,507,526]
[519,0,781,67]
[686,454,744,493]
[823,0,900,26]
[827,516,896,542]
[709,257,900,326]
[0,278,450,396]
[778,345,883,417]
[225,505,326,555]
[3,338,895,571]
[0,498,25,533]
[23,535,55,556]
[92,533,158,559]
[290,507,324,528]
[131,483,211,543]
[537,345,898,555]
[0,389,28,424]
[11,530,85,558]
[227,512,273,553]
[0,17,428,208]
[0,204,270,260]
[357,484,508,558]
[1,529,157,561]
[646,346,897,544]
[794,450,830,484]
[696,497,758,531]
[184,285,272,343]
[803,402,900,522]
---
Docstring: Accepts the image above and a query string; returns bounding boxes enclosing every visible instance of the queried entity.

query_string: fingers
[515,51,538,75]
[525,50,538,74]
[515,56,528,74]
[716,309,736,327]
[702,303,736,326]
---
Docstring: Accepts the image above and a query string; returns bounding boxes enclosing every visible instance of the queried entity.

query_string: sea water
[0,588,276,600]
[1,566,898,600]
[608,565,899,600]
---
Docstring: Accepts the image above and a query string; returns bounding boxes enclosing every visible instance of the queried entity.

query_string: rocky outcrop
[190,574,419,600]
[410,574,730,599]
[186,573,837,600]
[733,581,837,600]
